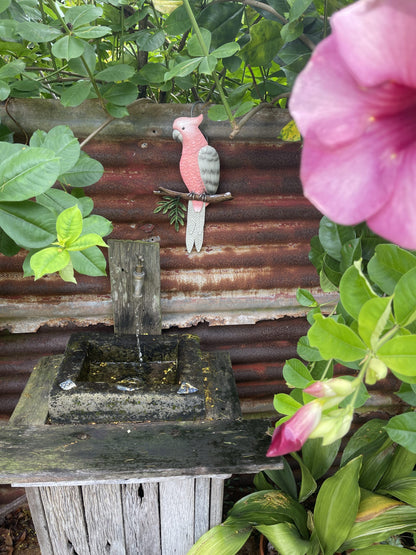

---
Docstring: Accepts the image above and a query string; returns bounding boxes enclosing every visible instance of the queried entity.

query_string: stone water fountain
[0,239,279,555]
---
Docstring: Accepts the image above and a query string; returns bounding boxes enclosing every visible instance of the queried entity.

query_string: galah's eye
[182,126,185,130]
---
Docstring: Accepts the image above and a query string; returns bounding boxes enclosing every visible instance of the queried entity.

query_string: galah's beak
[172,129,182,143]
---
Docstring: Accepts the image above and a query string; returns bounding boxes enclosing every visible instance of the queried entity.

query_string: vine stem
[181,0,237,129]
[153,187,233,203]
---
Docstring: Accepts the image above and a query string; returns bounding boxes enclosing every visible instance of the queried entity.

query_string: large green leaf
[56,205,83,245]
[228,490,308,538]
[31,247,70,280]
[263,461,297,500]
[393,267,416,327]
[0,146,60,201]
[339,262,377,321]
[59,152,104,187]
[378,336,416,383]
[385,413,416,453]
[240,20,283,67]
[367,244,416,295]
[291,452,317,502]
[358,296,393,350]
[70,246,107,276]
[95,64,135,82]
[60,81,92,108]
[318,216,356,262]
[378,477,416,506]
[16,21,62,42]
[308,314,367,362]
[256,522,310,554]
[282,359,313,389]
[30,126,80,174]
[101,82,138,106]
[81,214,113,237]
[302,437,340,480]
[64,5,103,27]
[51,36,87,60]
[197,4,243,49]
[0,201,56,248]
[188,518,252,555]
[341,503,416,551]
[314,456,362,555]
[379,446,416,487]
[37,189,93,218]
[353,547,413,554]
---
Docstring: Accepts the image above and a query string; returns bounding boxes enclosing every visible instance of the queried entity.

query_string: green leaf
[341,420,389,467]
[16,21,62,42]
[282,359,312,389]
[60,81,92,108]
[228,490,308,537]
[281,19,304,43]
[378,336,416,383]
[199,54,217,75]
[264,461,297,499]
[212,41,240,58]
[197,4,243,49]
[66,233,107,251]
[0,146,60,201]
[379,446,416,487]
[30,126,80,174]
[308,314,367,362]
[359,440,395,491]
[81,215,113,237]
[0,80,10,101]
[0,201,56,248]
[256,522,310,554]
[314,456,362,555]
[70,246,107,277]
[0,228,20,256]
[164,4,192,35]
[296,288,317,307]
[0,0,11,15]
[73,25,111,39]
[279,120,302,142]
[95,64,135,82]
[302,437,340,480]
[188,518,252,555]
[339,261,377,320]
[165,57,202,80]
[104,103,129,119]
[318,216,356,262]
[358,296,393,350]
[64,5,103,28]
[273,393,301,416]
[291,452,317,503]
[188,28,211,56]
[59,261,76,284]
[240,20,283,67]
[101,82,138,106]
[288,0,313,21]
[51,36,86,61]
[341,503,416,551]
[134,28,166,51]
[378,477,416,506]
[385,413,416,453]
[367,244,416,295]
[36,189,93,218]
[56,205,83,245]
[340,237,362,273]
[31,247,70,280]
[297,335,324,362]
[59,152,104,188]
[0,59,25,79]
[394,267,416,327]
[353,547,414,554]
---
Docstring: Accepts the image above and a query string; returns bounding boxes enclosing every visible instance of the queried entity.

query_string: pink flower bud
[305,378,355,398]
[267,401,322,457]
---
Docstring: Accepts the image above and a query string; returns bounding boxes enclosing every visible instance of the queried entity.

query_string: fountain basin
[48,332,210,424]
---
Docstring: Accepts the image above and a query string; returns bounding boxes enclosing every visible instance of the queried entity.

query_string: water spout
[133,256,145,298]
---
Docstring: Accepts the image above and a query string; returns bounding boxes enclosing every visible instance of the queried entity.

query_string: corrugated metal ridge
[0,99,292,142]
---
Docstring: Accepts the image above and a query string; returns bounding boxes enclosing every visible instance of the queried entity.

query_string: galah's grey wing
[186,201,205,253]
[198,145,220,195]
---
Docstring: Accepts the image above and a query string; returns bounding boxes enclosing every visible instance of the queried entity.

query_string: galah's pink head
[172,114,204,144]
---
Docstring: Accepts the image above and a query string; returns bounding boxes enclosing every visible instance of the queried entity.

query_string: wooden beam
[0,419,281,485]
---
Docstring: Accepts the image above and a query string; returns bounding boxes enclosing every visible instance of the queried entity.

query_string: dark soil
[0,505,40,554]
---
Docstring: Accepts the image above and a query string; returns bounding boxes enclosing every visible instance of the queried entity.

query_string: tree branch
[154,187,233,203]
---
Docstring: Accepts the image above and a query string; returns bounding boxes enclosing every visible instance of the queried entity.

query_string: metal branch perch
[153,187,233,203]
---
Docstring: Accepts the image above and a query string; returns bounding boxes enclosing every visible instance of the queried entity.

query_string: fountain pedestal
[0,240,281,554]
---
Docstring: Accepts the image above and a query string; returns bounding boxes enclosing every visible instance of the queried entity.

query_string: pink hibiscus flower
[290,0,416,248]
[266,401,322,457]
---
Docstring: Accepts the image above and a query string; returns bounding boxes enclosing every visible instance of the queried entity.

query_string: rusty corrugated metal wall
[0,100,399,423]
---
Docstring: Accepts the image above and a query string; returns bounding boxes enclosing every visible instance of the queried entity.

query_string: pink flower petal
[266,402,322,457]
[368,144,416,248]
[333,0,416,88]
[300,123,395,225]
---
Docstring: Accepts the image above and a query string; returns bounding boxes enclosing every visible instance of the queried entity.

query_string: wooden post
[108,239,162,335]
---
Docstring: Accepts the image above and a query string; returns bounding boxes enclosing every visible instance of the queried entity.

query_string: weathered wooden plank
[82,484,126,555]
[25,488,54,555]
[194,477,211,541]
[123,482,161,555]
[159,478,195,555]
[0,419,281,484]
[108,239,161,335]
[40,486,90,554]
[9,356,61,426]
[210,478,226,526]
